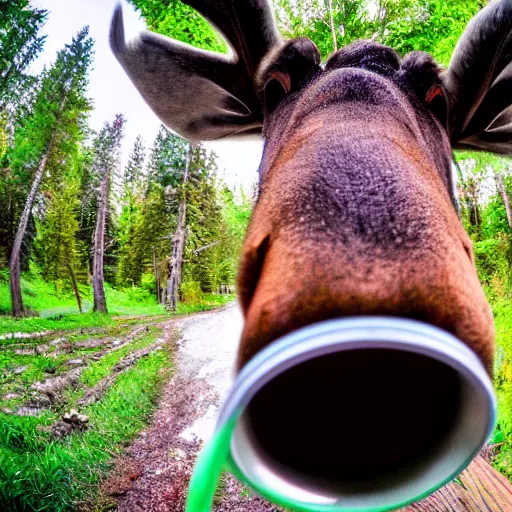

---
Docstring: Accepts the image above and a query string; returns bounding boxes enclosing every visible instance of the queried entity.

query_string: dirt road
[105,303,278,511]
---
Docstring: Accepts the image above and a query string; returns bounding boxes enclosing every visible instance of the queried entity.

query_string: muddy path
[102,303,278,511]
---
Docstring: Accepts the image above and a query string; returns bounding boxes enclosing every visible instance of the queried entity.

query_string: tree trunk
[66,258,82,313]
[496,172,512,230]
[92,162,110,313]
[166,145,191,312]
[152,246,161,303]
[328,0,338,52]
[9,138,54,317]
[402,455,512,511]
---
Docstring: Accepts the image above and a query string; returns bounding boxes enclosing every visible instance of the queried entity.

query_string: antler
[110,1,281,142]
[183,0,281,75]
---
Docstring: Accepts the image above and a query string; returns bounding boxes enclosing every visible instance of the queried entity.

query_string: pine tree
[91,114,126,313]
[0,0,48,110]
[8,27,93,317]
[117,135,146,286]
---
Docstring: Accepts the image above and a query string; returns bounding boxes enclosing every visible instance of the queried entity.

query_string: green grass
[176,293,234,315]
[79,328,159,387]
[0,312,115,337]
[0,268,165,319]
[0,338,174,511]
[489,299,512,481]
[0,270,234,337]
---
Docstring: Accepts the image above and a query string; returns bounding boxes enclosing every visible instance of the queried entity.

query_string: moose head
[111,0,511,507]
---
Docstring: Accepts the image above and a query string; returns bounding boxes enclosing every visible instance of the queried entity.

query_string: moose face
[111,0,512,500]
[237,39,492,370]
[111,0,512,375]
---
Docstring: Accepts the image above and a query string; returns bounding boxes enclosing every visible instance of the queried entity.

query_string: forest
[1,0,512,510]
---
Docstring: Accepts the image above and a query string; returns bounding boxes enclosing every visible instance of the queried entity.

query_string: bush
[140,272,156,295]
[126,286,151,303]
[474,236,512,287]
[181,280,204,303]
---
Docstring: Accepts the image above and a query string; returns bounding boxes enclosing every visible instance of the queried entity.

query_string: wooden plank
[403,456,512,511]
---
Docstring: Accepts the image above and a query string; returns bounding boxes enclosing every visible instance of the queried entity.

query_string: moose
[111,0,512,509]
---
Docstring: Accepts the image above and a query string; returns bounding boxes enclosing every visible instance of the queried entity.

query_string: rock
[111,339,122,346]
[14,406,43,416]
[35,345,49,354]
[13,365,28,375]
[51,420,74,439]
[28,393,52,408]
[67,358,84,366]
[62,408,89,425]
[50,337,67,346]
[15,349,35,356]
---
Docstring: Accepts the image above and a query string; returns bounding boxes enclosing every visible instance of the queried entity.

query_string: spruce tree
[118,135,146,286]
[91,114,126,313]
[8,27,93,317]
[0,0,48,109]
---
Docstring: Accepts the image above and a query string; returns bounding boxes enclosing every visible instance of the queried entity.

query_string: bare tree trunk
[328,0,338,52]
[66,258,82,313]
[92,163,110,313]
[496,172,512,230]
[9,138,54,317]
[152,246,161,303]
[166,145,191,312]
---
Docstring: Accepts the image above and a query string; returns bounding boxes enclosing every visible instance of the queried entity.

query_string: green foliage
[181,279,204,303]
[474,236,512,288]
[276,0,483,64]
[128,0,226,52]
[0,342,172,511]
[380,0,484,65]
[0,0,48,108]
[489,301,512,480]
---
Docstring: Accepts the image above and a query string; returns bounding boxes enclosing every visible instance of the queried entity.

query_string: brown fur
[237,45,495,371]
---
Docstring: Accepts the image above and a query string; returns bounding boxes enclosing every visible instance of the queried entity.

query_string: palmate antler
[110,0,281,141]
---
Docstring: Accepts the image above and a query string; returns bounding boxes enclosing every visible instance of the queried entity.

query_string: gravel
[104,303,279,511]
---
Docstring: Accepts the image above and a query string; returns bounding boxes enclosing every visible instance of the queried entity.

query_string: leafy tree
[7,27,93,317]
[277,0,374,57]
[127,0,226,51]
[380,0,484,65]
[37,177,83,311]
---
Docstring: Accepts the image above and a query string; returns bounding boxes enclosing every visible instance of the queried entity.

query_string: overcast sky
[30,0,262,193]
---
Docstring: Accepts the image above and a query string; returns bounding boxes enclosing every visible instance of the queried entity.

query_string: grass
[489,298,512,481]
[79,328,159,387]
[0,332,174,512]
[0,313,115,337]
[176,293,234,315]
[0,270,234,511]
[0,270,235,336]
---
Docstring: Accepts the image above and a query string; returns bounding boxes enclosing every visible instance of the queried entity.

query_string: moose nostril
[238,235,270,313]
[463,241,473,263]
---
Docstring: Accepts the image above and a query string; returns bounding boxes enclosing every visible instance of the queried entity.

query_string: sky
[29,0,263,194]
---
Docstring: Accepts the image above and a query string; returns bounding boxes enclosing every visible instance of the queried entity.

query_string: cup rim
[217,316,496,511]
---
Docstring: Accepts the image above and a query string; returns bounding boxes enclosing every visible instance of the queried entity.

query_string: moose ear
[110,2,281,142]
[443,0,512,154]
[258,38,321,115]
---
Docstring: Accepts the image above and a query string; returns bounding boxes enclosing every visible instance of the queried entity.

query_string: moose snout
[236,157,495,485]
[237,135,495,374]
